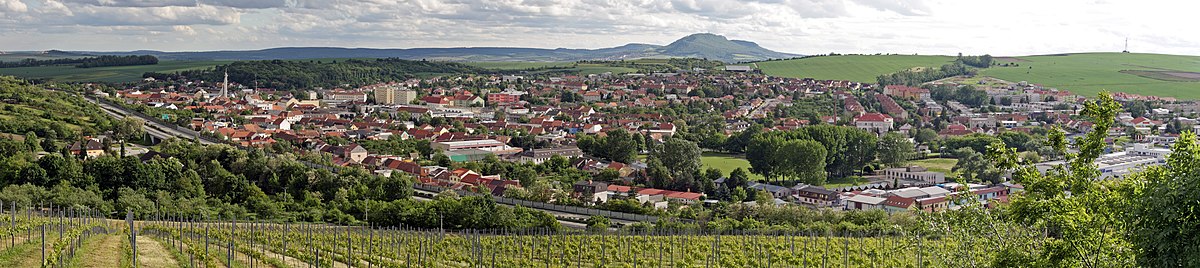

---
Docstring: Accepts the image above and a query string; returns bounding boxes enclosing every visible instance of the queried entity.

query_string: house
[883,85,930,100]
[844,194,887,210]
[915,196,949,212]
[853,113,894,135]
[517,147,583,164]
[882,195,916,213]
[321,144,368,163]
[792,184,838,208]
[748,182,793,200]
[573,180,610,204]
[69,138,105,158]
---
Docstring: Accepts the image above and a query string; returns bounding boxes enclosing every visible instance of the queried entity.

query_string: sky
[0,0,1197,56]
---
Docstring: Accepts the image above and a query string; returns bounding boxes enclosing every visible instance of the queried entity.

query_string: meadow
[0,60,231,83]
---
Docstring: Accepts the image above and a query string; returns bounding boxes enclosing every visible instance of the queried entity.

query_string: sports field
[700,152,765,181]
[0,60,230,83]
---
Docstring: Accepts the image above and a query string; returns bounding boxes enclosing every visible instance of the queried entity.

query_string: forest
[143,58,487,89]
[0,55,158,68]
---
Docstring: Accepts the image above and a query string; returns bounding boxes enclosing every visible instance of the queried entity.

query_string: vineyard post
[229,216,234,267]
[128,210,137,268]
[823,230,829,268]
[843,230,850,268]
[283,222,288,263]
[917,233,923,268]
[7,201,10,248]
[203,215,209,264]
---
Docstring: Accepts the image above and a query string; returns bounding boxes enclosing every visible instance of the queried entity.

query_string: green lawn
[756,54,955,82]
[0,60,232,82]
[700,152,764,181]
[908,158,958,175]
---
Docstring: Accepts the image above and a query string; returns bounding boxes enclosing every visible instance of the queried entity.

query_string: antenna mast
[1123,38,1130,53]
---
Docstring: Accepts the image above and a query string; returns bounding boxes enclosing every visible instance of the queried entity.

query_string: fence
[118,210,1049,268]
[0,201,114,268]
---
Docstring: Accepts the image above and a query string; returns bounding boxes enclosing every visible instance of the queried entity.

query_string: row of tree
[144,58,484,89]
[876,62,973,86]
[0,55,158,68]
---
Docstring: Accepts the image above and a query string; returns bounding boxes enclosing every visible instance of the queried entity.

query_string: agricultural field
[0,60,231,83]
[757,52,1200,99]
[756,55,955,82]
[982,52,1200,99]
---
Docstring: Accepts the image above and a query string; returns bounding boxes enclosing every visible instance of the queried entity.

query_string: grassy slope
[757,53,1200,99]
[756,55,955,82]
[982,52,1200,98]
[0,60,232,83]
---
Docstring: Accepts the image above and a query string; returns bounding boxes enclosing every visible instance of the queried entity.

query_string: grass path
[0,232,61,268]
[135,236,179,268]
[70,234,123,268]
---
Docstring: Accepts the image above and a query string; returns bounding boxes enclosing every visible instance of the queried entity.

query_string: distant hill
[0,50,93,62]
[80,33,800,63]
[756,52,1200,99]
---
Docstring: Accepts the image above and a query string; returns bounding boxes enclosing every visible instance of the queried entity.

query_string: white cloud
[0,0,1196,56]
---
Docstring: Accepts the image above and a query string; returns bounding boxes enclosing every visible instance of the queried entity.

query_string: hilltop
[80,33,799,63]
[756,52,1200,99]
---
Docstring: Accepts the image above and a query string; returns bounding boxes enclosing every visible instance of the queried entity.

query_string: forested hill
[144,58,487,89]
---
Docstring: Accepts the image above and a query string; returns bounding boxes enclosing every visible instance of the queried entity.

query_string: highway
[87,95,643,228]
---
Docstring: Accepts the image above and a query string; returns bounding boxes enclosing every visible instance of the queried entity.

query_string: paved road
[87,96,215,145]
[88,94,650,227]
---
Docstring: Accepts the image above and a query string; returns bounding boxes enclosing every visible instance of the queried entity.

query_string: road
[87,96,215,145]
[87,94,649,227]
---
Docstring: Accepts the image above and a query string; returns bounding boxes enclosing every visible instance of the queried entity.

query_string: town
[84,61,1190,216]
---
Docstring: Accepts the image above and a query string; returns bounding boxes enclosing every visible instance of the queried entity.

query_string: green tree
[877,132,915,168]
[1124,131,1200,267]
[24,131,41,153]
[603,129,638,163]
[651,138,702,186]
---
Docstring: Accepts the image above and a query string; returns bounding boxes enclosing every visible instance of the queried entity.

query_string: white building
[1035,143,1170,179]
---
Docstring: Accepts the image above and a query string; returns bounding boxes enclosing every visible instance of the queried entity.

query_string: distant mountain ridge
[80,33,800,63]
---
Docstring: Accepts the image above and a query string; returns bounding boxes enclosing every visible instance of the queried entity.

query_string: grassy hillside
[0,60,231,83]
[756,55,955,82]
[983,52,1200,98]
[0,76,115,136]
[758,53,1200,99]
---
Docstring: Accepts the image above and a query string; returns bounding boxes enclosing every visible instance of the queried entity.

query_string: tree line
[0,55,158,68]
[876,62,973,86]
[143,58,486,90]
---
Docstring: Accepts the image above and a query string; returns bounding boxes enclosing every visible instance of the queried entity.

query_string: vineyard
[0,204,1048,267]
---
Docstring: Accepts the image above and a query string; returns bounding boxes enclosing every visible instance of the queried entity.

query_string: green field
[909,158,958,176]
[756,55,955,82]
[982,53,1200,98]
[700,152,765,181]
[464,61,573,70]
[757,53,1200,99]
[0,60,231,82]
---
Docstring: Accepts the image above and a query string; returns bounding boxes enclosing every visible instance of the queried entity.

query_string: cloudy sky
[0,0,1195,56]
